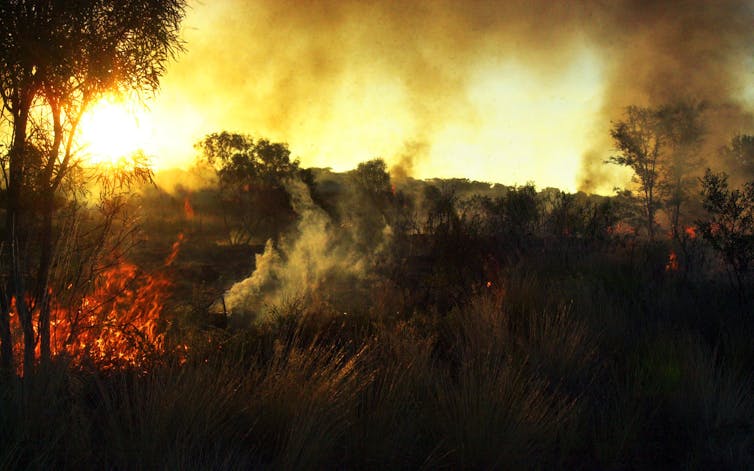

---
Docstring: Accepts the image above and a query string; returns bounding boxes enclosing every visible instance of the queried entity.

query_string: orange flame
[665,250,679,272]
[607,221,635,236]
[164,232,185,267]
[183,196,195,220]
[9,234,185,373]
[55,262,170,368]
[685,226,696,239]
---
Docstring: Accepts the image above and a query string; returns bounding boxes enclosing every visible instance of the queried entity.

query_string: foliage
[336,158,399,251]
[422,183,460,236]
[608,103,705,241]
[0,0,186,375]
[719,133,754,180]
[608,106,665,239]
[195,132,302,245]
[198,132,300,187]
[352,158,391,200]
[543,190,617,241]
[656,101,705,240]
[697,169,754,299]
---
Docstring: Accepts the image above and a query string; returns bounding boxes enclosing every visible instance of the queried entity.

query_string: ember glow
[665,251,679,272]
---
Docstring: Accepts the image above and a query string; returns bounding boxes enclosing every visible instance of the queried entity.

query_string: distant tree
[352,159,392,203]
[608,103,708,242]
[697,169,754,300]
[608,106,665,240]
[196,132,301,245]
[501,184,540,240]
[345,158,394,249]
[656,102,705,241]
[416,182,485,312]
[474,184,539,243]
[199,132,300,185]
[0,0,186,373]
[422,183,459,236]
[544,190,615,240]
[719,134,754,180]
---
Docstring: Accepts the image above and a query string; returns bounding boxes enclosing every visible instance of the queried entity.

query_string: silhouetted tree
[656,101,705,241]
[416,182,484,312]
[0,0,186,373]
[607,102,704,240]
[501,184,540,242]
[608,106,665,240]
[697,169,754,301]
[353,159,392,201]
[543,190,615,242]
[608,103,708,242]
[196,132,301,245]
[423,184,459,236]
[345,158,395,250]
[720,134,754,181]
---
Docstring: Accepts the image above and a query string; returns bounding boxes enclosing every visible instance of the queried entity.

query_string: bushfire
[665,251,679,272]
[9,235,184,373]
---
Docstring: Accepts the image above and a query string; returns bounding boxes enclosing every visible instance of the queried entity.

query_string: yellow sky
[76,0,754,194]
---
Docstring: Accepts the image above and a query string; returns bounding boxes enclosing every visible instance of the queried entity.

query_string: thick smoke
[222,177,388,324]
[578,0,754,191]
[169,0,753,190]
[390,140,428,183]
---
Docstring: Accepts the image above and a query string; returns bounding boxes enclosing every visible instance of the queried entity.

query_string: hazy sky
[105,0,754,193]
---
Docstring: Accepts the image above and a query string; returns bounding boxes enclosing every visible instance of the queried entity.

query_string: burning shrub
[8,260,172,373]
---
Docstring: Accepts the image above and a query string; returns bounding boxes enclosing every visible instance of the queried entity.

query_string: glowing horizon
[74,0,753,195]
[106,49,607,193]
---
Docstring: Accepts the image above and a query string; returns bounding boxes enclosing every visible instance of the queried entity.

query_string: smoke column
[578,0,754,191]
[223,177,386,323]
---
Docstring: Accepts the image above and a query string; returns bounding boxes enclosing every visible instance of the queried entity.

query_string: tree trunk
[0,291,12,374]
[37,194,54,365]
[37,100,68,365]
[5,96,33,375]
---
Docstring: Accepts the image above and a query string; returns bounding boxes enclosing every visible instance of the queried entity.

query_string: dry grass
[0,262,752,469]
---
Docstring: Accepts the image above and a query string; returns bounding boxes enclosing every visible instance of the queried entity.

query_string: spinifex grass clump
[0,262,753,470]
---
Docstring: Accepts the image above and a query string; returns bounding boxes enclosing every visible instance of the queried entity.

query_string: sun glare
[77,98,154,166]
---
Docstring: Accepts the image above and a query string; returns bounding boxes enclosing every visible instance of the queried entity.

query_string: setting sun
[77,97,155,166]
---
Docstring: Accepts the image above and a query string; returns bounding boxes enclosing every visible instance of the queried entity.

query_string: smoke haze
[148,0,754,193]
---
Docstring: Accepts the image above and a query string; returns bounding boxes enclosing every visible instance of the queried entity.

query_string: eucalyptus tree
[608,103,705,241]
[0,0,186,373]
[196,132,302,246]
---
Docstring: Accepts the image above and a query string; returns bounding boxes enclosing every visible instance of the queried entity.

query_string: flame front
[57,262,169,368]
[9,238,184,372]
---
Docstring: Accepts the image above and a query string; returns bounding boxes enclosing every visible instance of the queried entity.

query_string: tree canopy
[608,103,705,240]
[197,132,300,189]
[0,0,187,374]
[195,132,303,245]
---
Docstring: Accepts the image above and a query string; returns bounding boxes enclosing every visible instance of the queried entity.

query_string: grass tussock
[1,255,753,469]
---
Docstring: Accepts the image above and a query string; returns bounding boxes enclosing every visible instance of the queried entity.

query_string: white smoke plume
[222,177,386,324]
